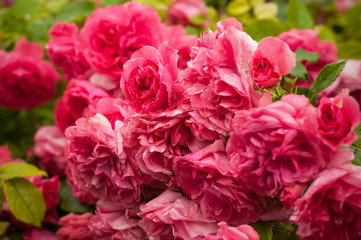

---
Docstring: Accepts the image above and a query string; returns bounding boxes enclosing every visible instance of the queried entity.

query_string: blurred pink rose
[139,189,218,240]
[280,183,307,210]
[334,0,361,12]
[0,38,59,109]
[167,0,209,27]
[80,2,164,80]
[65,114,142,203]
[205,222,260,240]
[33,126,66,176]
[227,94,333,197]
[317,92,361,151]
[23,228,56,240]
[121,42,179,113]
[89,200,146,240]
[55,79,110,132]
[0,145,24,166]
[183,18,259,140]
[173,140,264,225]
[249,37,296,88]
[291,167,361,240]
[56,213,95,240]
[46,22,91,81]
[279,29,338,83]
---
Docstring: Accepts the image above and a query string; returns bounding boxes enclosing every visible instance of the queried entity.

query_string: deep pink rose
[226,94,333,197]
[80,2,164,80]
[65,114,142,203]
[0,145,24,165]
[167,0,209,27]
[121,42,178,113]
[66,171,98,204]
[205,222,260,240]
[279,29,338,83]
[334,0,360,12]
[249,37,296,88]
[32,176,60,223]
[183,18,259,140]
[280,183,307,210]
[0,38,59,109]
[55,79,110,132]
[88,200,146,240]
[56,213,95,240]
[291,167,361,240]
[33,126,66,176]
[317,93,361,151]
[86,97,135,129]
[173,140,264,225]
[23,228,56,240]
[46,22,91,81]
[139,189,218,240]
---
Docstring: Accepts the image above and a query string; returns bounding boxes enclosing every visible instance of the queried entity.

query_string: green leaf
[251,221,274,240]
[26,17,54,44]
[344,2,361,32]
[287,0,313,29]
[295,48,320,63]
[101,0,127,7]
[46,0,69,14]
[55,0,95,22]
[4,178,46,227]
[308,60,347,100]
[227,0,251,16]
[189,14,206,26]
[0,221,10,236]
[289,63,311,81]
[337,41,361,60]
[243,19,289,42]
[0,163,47,181]
[58,179,93,214]
[12,0,44,19]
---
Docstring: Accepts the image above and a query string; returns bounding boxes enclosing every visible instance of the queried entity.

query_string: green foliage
[337,41,361,60]
[287,0,313,29]
[55,0,95,23]
[295,48,320,63]
[251,221,274,240]
[0,163,47,180]
[244,19,289,41]
[344,2,361,32]
[289,63,311,81]
[4,178,46,227]
[58,179,93,214]
[0,221,10,236]
[308,60,346,100]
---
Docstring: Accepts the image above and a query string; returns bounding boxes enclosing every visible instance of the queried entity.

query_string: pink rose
[173,140,264,225]
[121,42,178,113]
[280,183,307,210]
[65,114,142,203]
[0,145,24,165]
[33,126,66,176]
[317,92,361,151]
[139,189,218,240]
[278,29,338,83]
[249,37,296,88]
[205,222,260,240]
[183,18,259,140]
[86,97,135,129]
[56,213,95,240]
[291,167,361,240]
[226,94,333,197]
[0,38,59,109]
[23,228,56,240]
[167,0,209,27]
[88,200,146,240]
[80,2,164,80]
[32,176,60,223]
[66,172,98,204]
[55,79,110,132]
[46,22,91,81]
[334,0,360,12]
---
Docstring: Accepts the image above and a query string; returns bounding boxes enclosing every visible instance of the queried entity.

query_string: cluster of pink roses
[3,1,361,239]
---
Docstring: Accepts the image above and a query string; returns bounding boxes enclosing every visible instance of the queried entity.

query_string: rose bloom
[334,0,361,12]
[226,94,333,197]
[55,79,110,132]
[23,228,56,240]
[46,22,91,81]
[88,200,146,240]
[183,18,259,140]
[291,167,361,240]
[278,29,338,82]
[66,171,98,204]
[121,42,179,113]
[139,189,218,240]
[65,114,142,203]
[317,92,361,151]
[0,38,59,109]
[280,183,307,210]
[249,37,296,88]
[205,222,260,240]
[80,2,164,80]
[33,126,66,176]
[173,140,264,225]
[167,0,209,27]
[56,213,95,240]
